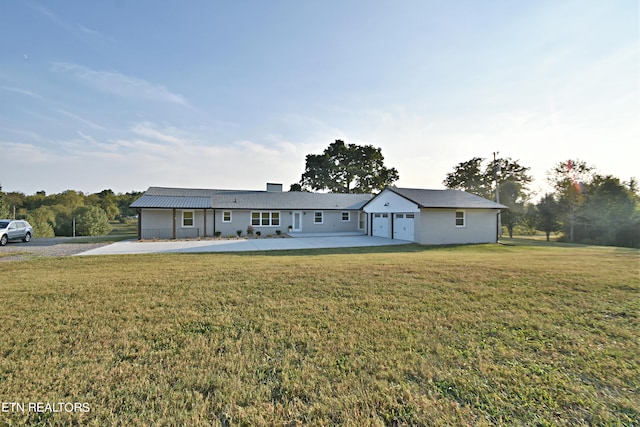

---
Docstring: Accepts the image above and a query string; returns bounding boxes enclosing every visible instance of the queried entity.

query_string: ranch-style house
[130,183,507,245]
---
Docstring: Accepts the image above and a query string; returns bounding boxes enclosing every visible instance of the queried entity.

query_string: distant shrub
[73,206,112,236]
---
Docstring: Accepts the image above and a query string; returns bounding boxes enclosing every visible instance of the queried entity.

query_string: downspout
[369,213,373,236]
[172,209,176,239]
[391,213,394,239]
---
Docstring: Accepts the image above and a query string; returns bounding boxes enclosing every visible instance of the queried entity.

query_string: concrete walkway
[75,234,410,256]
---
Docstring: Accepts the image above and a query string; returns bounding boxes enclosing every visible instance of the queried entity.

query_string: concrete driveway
[75,233,410,256]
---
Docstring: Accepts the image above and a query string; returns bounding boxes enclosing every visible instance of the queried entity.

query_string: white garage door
[393,213,415,241]
[372,213,390,238]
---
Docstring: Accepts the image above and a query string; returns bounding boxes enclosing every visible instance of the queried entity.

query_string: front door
[293,212,302,232]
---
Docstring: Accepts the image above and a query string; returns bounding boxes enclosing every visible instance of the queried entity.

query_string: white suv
[0,220,33,246]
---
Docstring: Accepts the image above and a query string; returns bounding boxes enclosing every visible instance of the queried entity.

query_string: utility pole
[493,152,502,239]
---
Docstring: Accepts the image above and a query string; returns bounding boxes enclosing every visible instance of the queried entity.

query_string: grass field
[64,220,139,244]
[0,242,638,426]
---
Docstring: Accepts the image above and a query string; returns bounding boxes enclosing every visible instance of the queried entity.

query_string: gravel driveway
[0,238,110,262]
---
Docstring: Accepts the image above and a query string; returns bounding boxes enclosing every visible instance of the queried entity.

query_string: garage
[393,213,415,241]
[372,213,390,238]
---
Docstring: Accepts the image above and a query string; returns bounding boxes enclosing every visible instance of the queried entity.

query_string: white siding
[418,208,498,245]
[141,209,171,232]
[303,210,361,232]
[213,209,363,236]
[140,209,214,239]
[363,189,419,214]
[142,209,366,239]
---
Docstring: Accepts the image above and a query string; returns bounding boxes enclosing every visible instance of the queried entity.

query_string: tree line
[443,157,640,248]
[0,187,142,237]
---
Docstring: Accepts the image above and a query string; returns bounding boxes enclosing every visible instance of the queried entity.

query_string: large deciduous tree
[547,160,593,242]
[521,203,539,236]
[442,157,489,197]
[73,206,112,236]
[546,161,639,247]
[499,180,525,238]
[575,175,638,246]
[25,206,56,238]
[0,185,10,218]
[443,157,532,200]
[536,194,560,241]
[299,140,399,193]
[444,156,532,236]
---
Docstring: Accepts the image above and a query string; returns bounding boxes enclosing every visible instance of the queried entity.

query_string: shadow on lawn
[172,243,500,258]
[500,237,639,253]
[167,238,640,258]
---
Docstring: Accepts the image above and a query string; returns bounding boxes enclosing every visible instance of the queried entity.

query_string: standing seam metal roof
[130,195,212,209]
[130,187,372,210]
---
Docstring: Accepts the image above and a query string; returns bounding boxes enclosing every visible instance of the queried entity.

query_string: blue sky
[1,0,638,196]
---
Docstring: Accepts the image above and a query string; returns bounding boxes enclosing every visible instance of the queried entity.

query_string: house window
[455,211,465,227]
[342,212,350,222]
[358,212,366,229]
[222,211,232,223]
[406,214,415,219]
[314,211,323,224]
[182,211,194,227]
[251,211,280,226]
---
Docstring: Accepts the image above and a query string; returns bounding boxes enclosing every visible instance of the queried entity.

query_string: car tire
[23,232,31,243]
[0,235,7,246]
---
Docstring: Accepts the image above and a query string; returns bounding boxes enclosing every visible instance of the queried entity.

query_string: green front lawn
[0,243,637,425]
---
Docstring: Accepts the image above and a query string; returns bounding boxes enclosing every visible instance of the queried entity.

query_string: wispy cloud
[1,141,52,163]
[56,109,106,131]
[26,1,63,25]
[0,127,46,142]
[77,24,103,37]
[76,131,99,145]
[26,1,113,45]
[131,122,185,144]
[51,62,190,107]
[0,86,46,101]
